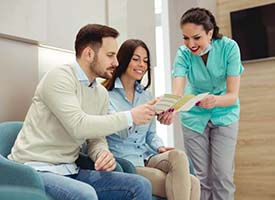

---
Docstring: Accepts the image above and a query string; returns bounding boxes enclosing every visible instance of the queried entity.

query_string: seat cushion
[0,186,50,200]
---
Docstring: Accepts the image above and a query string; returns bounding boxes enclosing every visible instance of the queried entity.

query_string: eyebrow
[183,34,201,38]
[133,54,148,59]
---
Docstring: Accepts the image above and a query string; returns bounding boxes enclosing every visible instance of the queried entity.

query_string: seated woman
[103,39,200,200]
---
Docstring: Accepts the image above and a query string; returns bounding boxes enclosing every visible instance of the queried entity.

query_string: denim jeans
[39,169,152,200]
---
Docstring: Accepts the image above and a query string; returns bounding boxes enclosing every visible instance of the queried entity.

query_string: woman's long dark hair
[180,7,222,39]
[103,39,151,91]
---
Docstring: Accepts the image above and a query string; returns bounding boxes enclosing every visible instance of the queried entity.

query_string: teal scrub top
[172,36,244,134]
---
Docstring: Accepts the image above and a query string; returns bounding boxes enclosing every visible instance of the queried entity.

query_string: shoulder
[38,65,77,91]
[107,88,123,105]
[44,64,77,83]
[214,36,239,50]
[137,89,153,104]
[213,37,241,58]
[142,89,153,99]
[174,45,193,66]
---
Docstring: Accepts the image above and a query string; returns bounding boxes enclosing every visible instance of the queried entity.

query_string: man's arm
[87,95,111,161]
[39,67,156,139]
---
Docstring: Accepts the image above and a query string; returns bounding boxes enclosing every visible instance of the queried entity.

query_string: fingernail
[171,108,174,112]
[161,111,164,115]
[195,101,201,106]
[168,108,172,112]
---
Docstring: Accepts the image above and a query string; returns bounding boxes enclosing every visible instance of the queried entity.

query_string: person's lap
[40,171,98,200]
[40,169,152,200]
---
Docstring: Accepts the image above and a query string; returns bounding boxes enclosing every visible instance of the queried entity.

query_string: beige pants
[136,150,200,200]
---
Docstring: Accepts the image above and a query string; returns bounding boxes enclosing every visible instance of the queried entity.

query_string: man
[8,24,155,200]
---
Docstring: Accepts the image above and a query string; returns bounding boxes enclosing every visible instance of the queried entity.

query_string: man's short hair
[75,24,119,58]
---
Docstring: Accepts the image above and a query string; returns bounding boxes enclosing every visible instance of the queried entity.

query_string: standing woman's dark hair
[180,7,222,39]
[103,39,151,91]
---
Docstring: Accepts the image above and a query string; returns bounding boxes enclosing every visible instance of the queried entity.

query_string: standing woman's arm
[199,76,241,108]
[199,40,243,109]
[215,76,240,107]
[173,77,186,96]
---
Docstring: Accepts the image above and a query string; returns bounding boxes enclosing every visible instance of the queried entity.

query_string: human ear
[208,29,214,40]
[83,47,95,62]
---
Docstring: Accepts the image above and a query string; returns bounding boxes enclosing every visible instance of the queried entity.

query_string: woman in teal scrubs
[172,8,243,200]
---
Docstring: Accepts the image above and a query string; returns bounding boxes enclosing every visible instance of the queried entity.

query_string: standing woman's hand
[197,94,216,109]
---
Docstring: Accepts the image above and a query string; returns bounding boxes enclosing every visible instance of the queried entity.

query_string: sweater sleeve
[86,94,110,161]
[39,67,129,139]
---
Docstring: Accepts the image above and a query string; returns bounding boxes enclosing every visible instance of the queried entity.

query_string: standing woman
[172,8,243,200]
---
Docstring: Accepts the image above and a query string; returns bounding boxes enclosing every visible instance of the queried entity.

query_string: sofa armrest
[115,157,137,174]
[0,156,44,192]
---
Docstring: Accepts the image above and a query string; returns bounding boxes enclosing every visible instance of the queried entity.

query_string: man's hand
[158,146,175,153]
[157,109,174,125]
[94,150,116,171]
[130,98,157,125]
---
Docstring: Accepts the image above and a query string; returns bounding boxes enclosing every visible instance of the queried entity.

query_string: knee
[212,170,234,184]
[168,150,189,165]
[132,175,152,196]
[190,175,201,191]
[77,184,98,200]
[138,175,152,192]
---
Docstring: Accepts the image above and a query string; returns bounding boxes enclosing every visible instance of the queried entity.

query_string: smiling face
[124,46,148,81]
[181,23,213,55]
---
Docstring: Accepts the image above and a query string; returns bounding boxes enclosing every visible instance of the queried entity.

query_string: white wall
[108,0,156,66]
[0,37,38,121]
[0,0,46,42]
[0,0,156,122]
[45,0,106,50]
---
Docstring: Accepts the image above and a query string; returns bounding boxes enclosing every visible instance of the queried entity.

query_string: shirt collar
[114,78,144,93]
[73,61,98,88]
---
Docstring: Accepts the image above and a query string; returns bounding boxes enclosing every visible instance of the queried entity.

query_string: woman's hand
[197,94,216,109]
[157,109,174,125]
[158,146,175,153]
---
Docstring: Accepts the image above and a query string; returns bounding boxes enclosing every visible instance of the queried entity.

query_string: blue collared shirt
[106,78,164,167]
[73,61,98,88]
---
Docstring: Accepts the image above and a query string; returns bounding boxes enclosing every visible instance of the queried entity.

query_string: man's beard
[89,55,113,79]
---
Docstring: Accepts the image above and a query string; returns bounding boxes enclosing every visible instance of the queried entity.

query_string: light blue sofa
[0,121,165,199]
[0,121,50,199]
